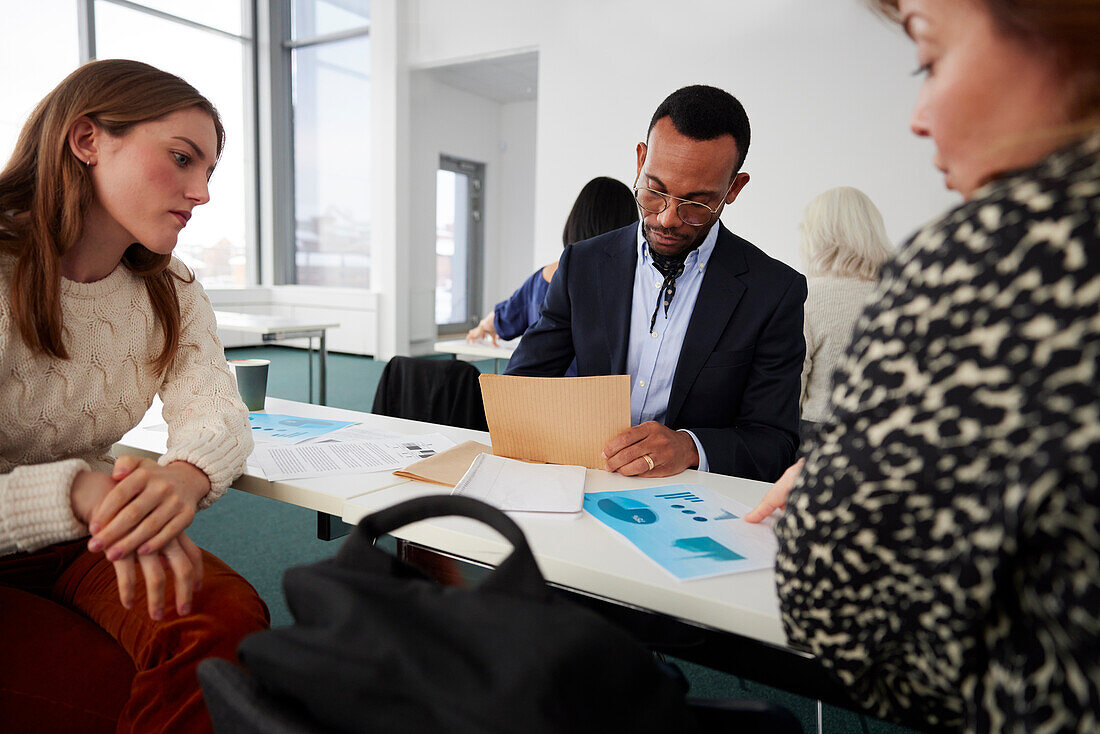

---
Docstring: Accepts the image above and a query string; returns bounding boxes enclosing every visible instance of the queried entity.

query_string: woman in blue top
[467,177,637,354]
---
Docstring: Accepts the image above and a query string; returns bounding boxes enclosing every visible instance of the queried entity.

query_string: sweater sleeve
[799,321,815,415]
[0,458,90,555]
[156,265,253,508]
[492,269,545,341]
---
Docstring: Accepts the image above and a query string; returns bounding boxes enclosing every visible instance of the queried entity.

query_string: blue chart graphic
[596,496,658,524]
[672,537,744,562]
[583,484,772,580]
[247,413,356,444]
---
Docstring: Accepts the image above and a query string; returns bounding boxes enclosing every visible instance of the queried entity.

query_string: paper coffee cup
[229,358,270,411]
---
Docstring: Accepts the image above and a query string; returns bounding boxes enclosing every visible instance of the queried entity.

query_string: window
[93,0,255,288]
[288,0,371,287]
[0,1,80,172]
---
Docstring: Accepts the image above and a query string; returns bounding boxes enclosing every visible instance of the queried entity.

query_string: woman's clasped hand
[72,456,211,619]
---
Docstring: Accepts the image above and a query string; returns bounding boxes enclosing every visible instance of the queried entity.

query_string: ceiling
[427,51,538,104]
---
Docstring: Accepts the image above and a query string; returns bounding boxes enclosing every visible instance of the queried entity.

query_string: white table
[214,311,339,404]
[342,466,787,647]
[434,337,517,373]
[116,398,782,640]
[115,398,483,516]
[113,397,847,710]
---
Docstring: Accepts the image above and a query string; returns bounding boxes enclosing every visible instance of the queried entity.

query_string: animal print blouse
[775,133,1100,733]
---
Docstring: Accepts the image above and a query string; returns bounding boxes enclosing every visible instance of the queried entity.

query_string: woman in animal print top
[745,1,1100,731]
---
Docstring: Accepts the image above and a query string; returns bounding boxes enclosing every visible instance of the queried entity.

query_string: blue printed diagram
[247,413,357,445]
[596,497,658,524]
[583,484,776,580]
[673,536,745,562]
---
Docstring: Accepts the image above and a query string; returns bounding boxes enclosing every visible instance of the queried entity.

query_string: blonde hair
[0,59,224,374]
[799,187,893,281]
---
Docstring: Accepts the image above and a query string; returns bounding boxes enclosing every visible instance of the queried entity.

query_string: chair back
[372,356,488,430]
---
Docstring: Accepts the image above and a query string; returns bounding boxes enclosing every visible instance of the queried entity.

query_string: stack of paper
[452,453,586,513]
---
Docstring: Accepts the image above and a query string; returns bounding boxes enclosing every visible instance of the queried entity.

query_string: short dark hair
[562,176,639,246]
[647,85,751,173]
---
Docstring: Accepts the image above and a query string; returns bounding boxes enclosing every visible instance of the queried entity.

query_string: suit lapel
[595,227,638,374]
[666,224,748,425]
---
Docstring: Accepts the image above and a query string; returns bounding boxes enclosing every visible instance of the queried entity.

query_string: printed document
[252,433,456,481]
[247,413,358,445]
[583,484,777,580]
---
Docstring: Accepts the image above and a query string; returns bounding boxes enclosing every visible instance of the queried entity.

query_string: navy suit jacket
[506,222,806,482]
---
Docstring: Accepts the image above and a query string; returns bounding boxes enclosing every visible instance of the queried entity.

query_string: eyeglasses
[632,179,735,227]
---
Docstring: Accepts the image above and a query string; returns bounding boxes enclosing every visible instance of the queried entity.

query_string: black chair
[372,355,488,431]
[370,355,491,582]
[199,659,803,734]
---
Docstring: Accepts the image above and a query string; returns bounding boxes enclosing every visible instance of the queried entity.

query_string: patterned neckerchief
[646,243,688,333]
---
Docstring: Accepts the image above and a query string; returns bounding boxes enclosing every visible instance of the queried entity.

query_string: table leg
[319,331,327,405]
[308,338,315,403]
[316,512,351,540]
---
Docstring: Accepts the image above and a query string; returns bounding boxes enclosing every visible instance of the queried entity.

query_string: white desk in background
[113,397,850,712]
[214,311,339,404]
[433,337,517,373]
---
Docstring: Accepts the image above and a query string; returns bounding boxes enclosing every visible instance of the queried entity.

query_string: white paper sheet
[252,433,456,481]
[314,424,402,443]
[451,453,586,513]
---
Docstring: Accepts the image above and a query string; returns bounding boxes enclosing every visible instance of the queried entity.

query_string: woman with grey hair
[798,186,893,423]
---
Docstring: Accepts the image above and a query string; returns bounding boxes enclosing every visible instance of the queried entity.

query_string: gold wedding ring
[642,454,655,471]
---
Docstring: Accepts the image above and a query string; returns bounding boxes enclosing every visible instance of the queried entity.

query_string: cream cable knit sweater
[800,276,879,424]
[0,255,252,556]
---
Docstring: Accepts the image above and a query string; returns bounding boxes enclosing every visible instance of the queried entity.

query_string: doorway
[435,155,485,334]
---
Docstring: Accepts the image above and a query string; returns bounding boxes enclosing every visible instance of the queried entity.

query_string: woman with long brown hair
[0,59,267,732]
[747,0,1100,731]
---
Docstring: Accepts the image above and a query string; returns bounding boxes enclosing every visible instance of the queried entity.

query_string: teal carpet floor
[190,346,922,734]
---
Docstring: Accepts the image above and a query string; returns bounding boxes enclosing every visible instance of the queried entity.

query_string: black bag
[238,495,695,734]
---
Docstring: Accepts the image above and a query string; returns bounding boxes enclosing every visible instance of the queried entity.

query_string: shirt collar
[637,219,721,272]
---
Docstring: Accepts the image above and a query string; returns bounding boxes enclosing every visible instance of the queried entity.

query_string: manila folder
[393,440,492,487]
[478,374,630,470]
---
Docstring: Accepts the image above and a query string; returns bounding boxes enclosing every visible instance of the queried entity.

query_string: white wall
[406,0,958,273]
[492,100,538,313]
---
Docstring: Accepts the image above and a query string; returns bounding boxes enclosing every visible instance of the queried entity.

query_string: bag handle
[343,494,550,598]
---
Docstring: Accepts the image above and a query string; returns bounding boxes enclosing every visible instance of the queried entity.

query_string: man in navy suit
[506,85,806,482]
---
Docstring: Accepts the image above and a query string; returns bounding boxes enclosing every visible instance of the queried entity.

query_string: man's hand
[744,458,805,523]
[602,422,699,477]
[87,457,210,561]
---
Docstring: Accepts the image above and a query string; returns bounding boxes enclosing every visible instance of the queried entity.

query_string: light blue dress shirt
[626,222,720,472]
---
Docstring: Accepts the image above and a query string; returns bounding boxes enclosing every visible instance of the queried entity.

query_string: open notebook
[451,453,586,513]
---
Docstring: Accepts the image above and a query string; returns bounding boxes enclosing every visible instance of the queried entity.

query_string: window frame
[282,1,371,287]
[71,0,373,289]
